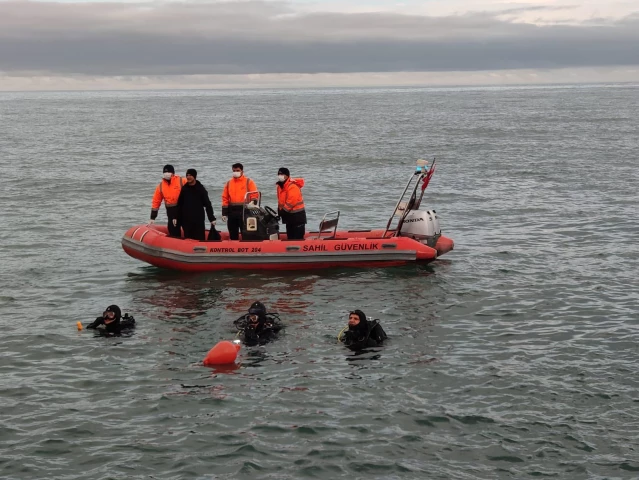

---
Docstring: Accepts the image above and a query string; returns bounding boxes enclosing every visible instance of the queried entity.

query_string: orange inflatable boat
[122,160,454,271]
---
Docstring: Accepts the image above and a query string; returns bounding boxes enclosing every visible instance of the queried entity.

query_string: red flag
[421,165,435,192]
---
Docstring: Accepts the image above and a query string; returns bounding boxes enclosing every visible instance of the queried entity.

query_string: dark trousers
[227,216,243,241]
[285,223,306,240]
[166,206,181,238]
[183,222,205,241]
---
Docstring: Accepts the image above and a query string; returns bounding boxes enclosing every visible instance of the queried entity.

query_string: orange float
[203,340,241,366]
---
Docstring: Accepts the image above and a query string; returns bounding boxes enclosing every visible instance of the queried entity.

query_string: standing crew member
[177,168,216,241]
[150,164,187,237]
[221,163,258,240]
[276,167,307,240]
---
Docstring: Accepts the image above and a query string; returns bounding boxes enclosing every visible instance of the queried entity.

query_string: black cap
[278,167,290,177]
[186,168,197,179]
[163,164,175,174]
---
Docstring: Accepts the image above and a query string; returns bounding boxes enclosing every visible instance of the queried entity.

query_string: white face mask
[162,172,173,180]
[232,171,242,178]
[278,175,287,182]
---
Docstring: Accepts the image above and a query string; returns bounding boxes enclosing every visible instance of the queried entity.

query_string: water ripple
[1,86,639,479]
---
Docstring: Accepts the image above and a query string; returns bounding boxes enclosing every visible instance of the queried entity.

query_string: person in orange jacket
[150,164,187,237]
[276,167,307,240]
[221,163,258,240]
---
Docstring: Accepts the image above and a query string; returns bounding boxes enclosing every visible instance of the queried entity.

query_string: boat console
[241,192,280,241]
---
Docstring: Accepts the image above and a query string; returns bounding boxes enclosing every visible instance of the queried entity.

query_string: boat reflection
[124,267,355,323]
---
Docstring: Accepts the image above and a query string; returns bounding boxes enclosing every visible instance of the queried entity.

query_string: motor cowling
[429,210,441,234]
[399,210,441,247]
[241,206,280,241]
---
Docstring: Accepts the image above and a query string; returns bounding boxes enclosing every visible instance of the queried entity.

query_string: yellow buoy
[76,321,83,331]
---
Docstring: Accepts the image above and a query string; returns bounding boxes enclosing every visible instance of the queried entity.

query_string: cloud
[0,0,638,77]
[2,68,638,92]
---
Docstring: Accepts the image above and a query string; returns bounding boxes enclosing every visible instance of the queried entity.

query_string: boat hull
[122,225,453,272]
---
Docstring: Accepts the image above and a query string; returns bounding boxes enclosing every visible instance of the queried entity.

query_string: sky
[1,0,638,90]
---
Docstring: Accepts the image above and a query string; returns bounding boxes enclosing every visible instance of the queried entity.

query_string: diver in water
[338,309,387,350]
[233,301,282,346]
[86,305,136,336]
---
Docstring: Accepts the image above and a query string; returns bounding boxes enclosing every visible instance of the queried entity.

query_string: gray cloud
[493,5,579,16]
[0,1,638,76]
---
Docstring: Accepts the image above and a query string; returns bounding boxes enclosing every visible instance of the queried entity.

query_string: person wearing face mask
[338,310,387,350]
[276,167,307,240]
[221,163,258,240]
[176,168,216,241]
[233,301,282,346]
[85,305,136,336]
[150,164,187,237]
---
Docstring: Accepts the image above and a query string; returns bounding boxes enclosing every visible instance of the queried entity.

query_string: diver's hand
[148,219,155,225]
[221,216,227,223]
[211,221,216,226]
[172,219,177,227]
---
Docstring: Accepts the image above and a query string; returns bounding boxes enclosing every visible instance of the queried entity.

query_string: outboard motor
[398,210,441,247]
[241,205,280,241]
[428,210,440,234]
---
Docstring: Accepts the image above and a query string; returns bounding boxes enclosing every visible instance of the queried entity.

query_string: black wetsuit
[234,313,282,346]
[177,180,215,241]
[86,314,136,336]
[340,319,387,350]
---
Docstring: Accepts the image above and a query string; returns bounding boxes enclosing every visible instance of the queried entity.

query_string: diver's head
[348,310,367,330]
[247,301,267,327]
[249,301,267,316]
[103,305,122,323]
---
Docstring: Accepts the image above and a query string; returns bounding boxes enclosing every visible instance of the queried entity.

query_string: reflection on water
[126,269,223,321]
[346,350,383,362]
[205,363,242,376]
[125,266,354,322]
[241,349,271,368]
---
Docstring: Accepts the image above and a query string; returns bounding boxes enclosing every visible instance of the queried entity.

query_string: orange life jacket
[277,178,305,214]
[151,175,186,210]
[222,175,258,216]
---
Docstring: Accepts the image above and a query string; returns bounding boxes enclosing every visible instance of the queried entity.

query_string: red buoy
[203,340,241,366]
